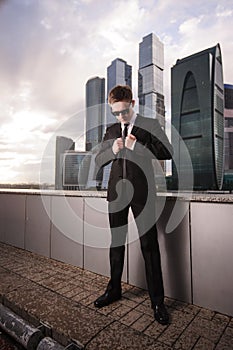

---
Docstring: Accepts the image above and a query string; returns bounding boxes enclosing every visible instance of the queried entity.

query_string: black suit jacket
[96,115,173,203]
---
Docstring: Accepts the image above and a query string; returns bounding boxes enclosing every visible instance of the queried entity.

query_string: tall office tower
[86,77,105,151]
[106,58,132,126]
[55,136,75,190]
[138,33,165,125]
[171,44,224,190]
[224,84,233,173]
[63,151,92,190]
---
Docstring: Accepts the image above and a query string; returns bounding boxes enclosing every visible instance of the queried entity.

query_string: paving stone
[55,283,79,296]
[198,308,215,320]
[96,302,121,316]
[71,290,92,302]
[26,272,54,282]
[187,315,228,344]
[173,328,200,349]
[171,300,188,311]
[120,296,138,309]
[213,313,231,323]
[132,314,155,332]
[85,321,172,350]
[184,304,201,315]
[164,297,175,307]
[130,286,148,297]
[144,320,167,338]
[119,309,142,326]
[135,302,153,315]
[121,282,135,292]
[4,284,112,346]
[0,262,16,270]
[59,287,83,298]
[81,270,97,280]
[79,293,100,307]
[193,337,215,350]
[157,324,186,346]
[69,287,85,299]
[123,290,147,303]
[170,309,195,328]
[37,276,67,289]
[215,327,233,350]
[109,304,132,319]
[0,270,26,296]
[81,282,100,293]
[92,274,109,284]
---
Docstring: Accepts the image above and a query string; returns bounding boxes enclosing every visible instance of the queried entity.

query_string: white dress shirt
[120,112,137,150]
[112,112,137,155]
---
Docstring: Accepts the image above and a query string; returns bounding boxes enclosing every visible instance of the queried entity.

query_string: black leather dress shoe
[154,303,169,325]
[94,290,121,308]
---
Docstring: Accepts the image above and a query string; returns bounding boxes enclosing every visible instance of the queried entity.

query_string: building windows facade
[171,44,224,190]
[224,84,233,174]
[138,33,165,125]
[106,58,132,126]
[85,77,105,152]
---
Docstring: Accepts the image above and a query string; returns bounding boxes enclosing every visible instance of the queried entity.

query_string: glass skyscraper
[138,33,165,125]
[55,136,75,190]
[224,84,233,173]
[86,77,105,151]
[62,151,92,190]
[106,58,132,126]
[171,44,224,190]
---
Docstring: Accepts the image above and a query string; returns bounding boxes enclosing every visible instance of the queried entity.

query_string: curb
[0,304,82,350]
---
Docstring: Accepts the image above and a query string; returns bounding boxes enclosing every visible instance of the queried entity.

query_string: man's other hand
[125,134,136,150]
[112,138,124,154]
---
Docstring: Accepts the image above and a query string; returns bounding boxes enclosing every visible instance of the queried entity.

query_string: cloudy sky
[0,0,232,184]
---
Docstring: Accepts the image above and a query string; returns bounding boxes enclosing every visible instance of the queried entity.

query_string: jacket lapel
[113,123,122,138]
[131,115,143,138]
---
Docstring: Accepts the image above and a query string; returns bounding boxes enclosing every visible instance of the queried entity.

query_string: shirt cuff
[128,139,136,151]
[112,144,118,155]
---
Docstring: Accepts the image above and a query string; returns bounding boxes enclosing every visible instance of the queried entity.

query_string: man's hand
[112,138,124,154]
[125,134,136,150]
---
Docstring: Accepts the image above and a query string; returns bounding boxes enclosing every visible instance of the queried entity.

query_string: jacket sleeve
[95,128,116,168]
[133,119,173,160]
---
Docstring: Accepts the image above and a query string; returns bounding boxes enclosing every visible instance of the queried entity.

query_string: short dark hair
[108,85,133,104]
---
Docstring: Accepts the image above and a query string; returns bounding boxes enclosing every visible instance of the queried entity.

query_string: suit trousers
[108,186,164,307]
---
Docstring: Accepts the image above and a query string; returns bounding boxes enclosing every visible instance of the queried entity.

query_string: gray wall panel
[128,209,147,289]
[128,200,192,303]
[157,200,191,303]
[3,194,25,249]
[191,202,233,316]
[51,196,84,267]
[25,195,51,257]
[83,197,127,282]
[0,194,5,243]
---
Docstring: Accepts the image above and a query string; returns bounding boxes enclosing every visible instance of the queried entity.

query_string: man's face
[110,100,135,123]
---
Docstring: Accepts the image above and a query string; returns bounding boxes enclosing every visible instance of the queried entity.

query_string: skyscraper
[224,84,233,173]
[138,33,165,125]
[86,77,105,151]
[63,151,92,190]
[55,136,75,190]
[171,44,224,190]
[106,58,132,126]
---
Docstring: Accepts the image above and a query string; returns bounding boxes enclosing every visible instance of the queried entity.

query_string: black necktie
[122,123,129,180]
[123,123,129,142]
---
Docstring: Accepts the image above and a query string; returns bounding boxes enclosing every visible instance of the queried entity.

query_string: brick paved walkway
[0,242,232,349]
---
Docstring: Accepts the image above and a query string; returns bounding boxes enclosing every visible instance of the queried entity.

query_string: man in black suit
[94,85,173,325]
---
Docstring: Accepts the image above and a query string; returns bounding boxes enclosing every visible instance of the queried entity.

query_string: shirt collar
[120,111,136,128]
